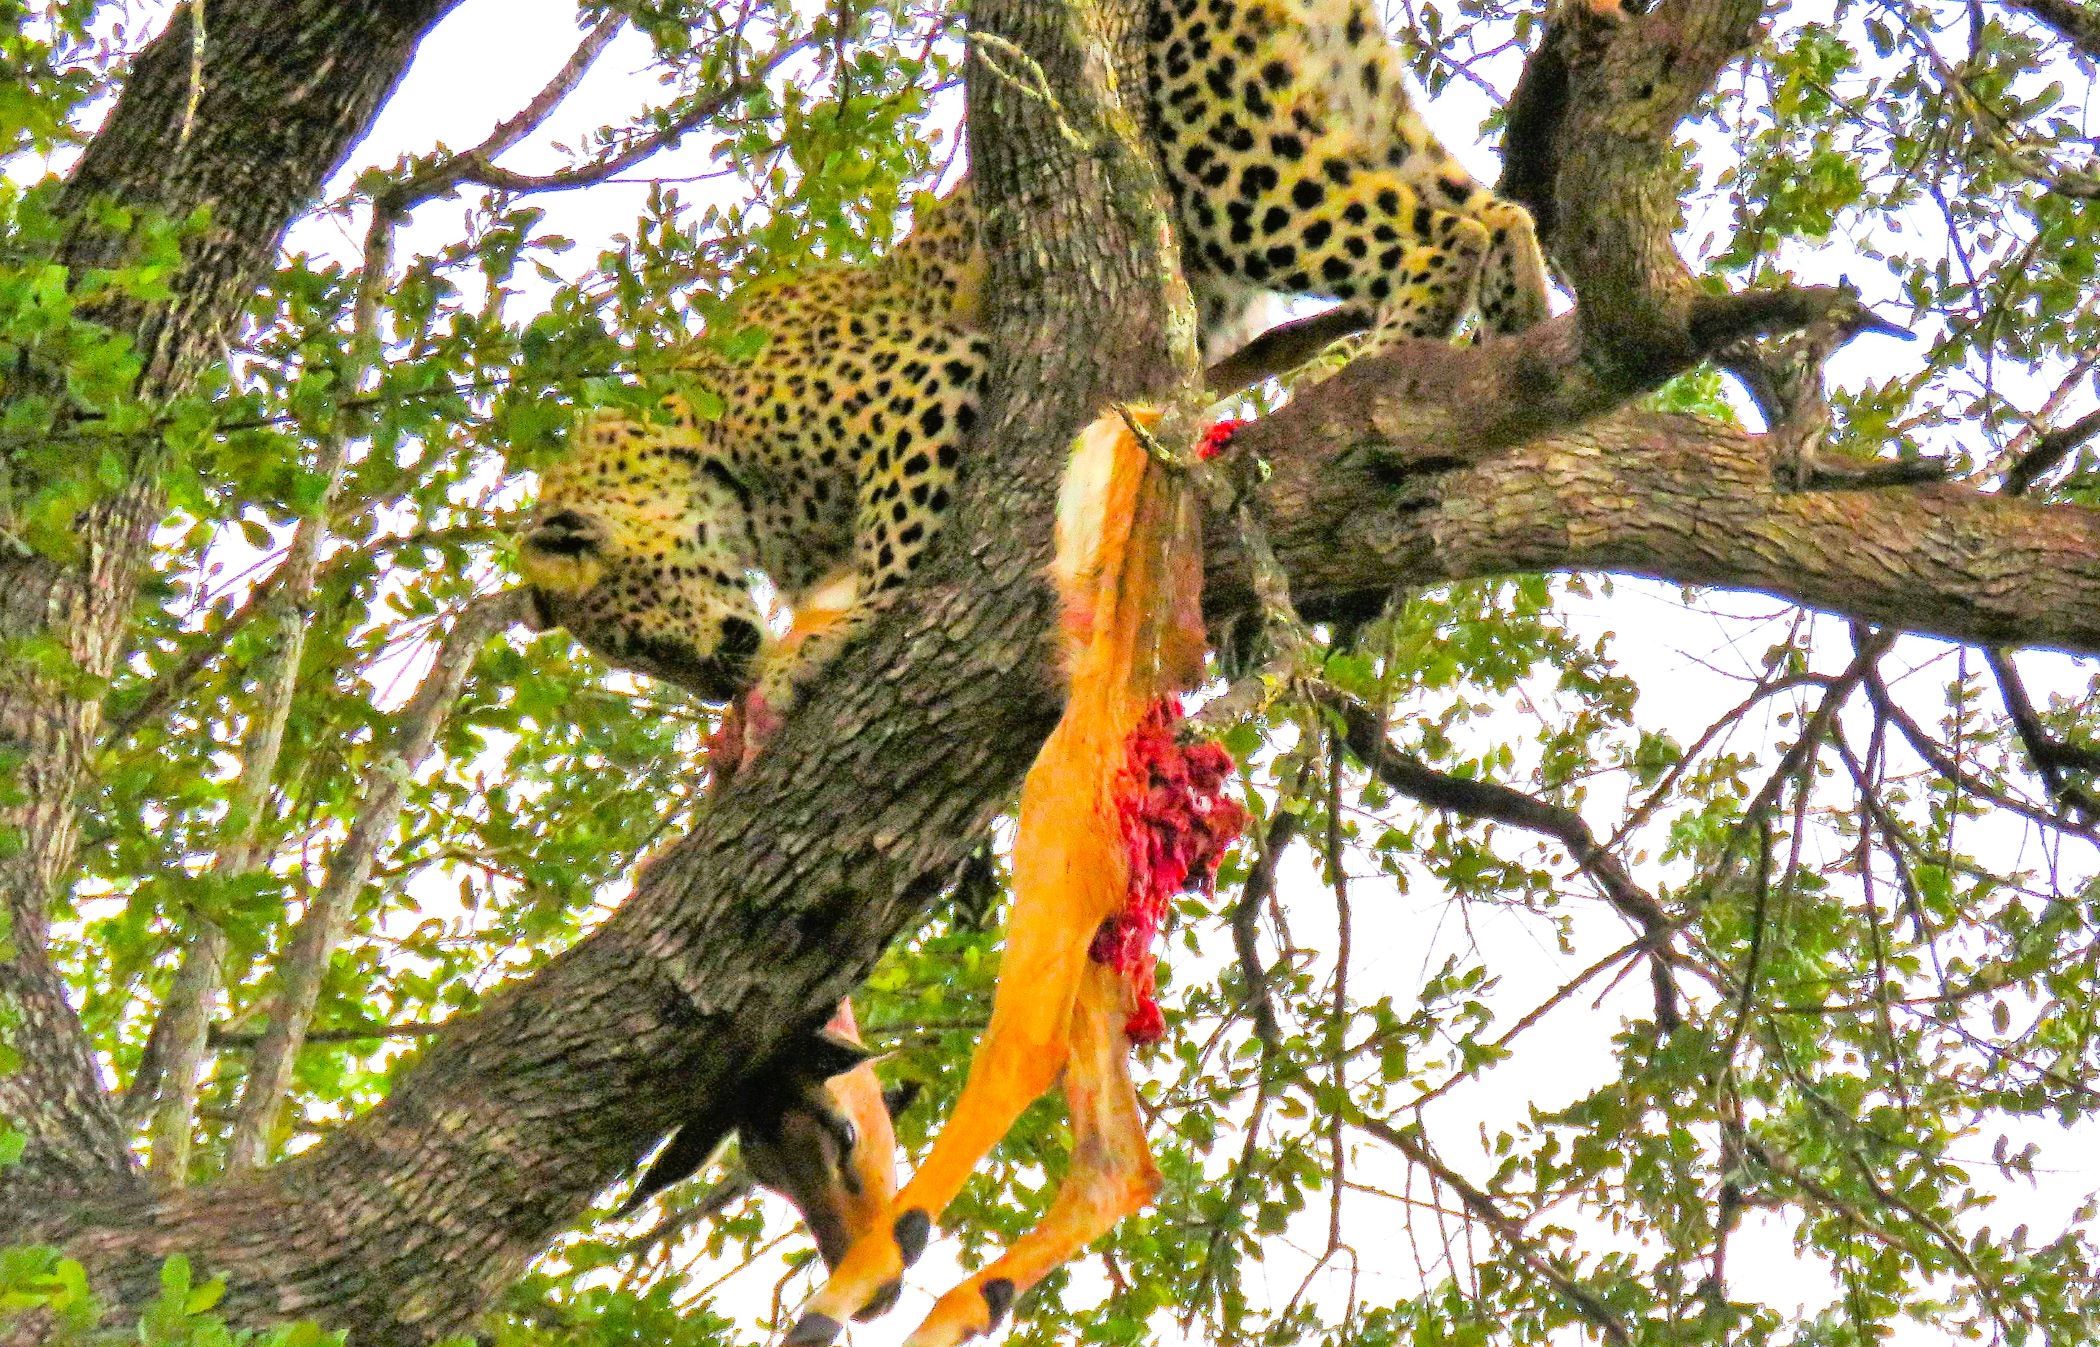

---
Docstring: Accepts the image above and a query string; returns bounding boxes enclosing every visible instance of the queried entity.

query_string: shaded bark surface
[11,0,2100,1343]
[0,0,465,1223]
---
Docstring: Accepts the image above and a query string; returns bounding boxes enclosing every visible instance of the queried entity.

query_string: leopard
[518,0,1584,717]
[520,182,987,708]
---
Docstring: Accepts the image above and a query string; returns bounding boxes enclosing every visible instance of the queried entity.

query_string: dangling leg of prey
[788,407,1174,1343]
[902,958,1159,1347]
[785,749,1129,1342]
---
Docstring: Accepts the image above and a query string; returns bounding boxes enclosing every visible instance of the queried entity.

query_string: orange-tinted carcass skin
[795,411,1209,1347]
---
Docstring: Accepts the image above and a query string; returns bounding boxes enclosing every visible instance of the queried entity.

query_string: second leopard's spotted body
[521,0,1559,708]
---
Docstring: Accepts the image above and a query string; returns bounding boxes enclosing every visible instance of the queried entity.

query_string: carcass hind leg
[785,772,1125,1342]
[902,959,1159,1347]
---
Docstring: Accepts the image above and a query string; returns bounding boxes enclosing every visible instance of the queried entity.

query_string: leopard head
[520,409,764,701]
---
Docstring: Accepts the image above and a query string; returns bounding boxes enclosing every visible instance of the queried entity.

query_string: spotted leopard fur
[522,185,987,701]
[520,0,1565,708]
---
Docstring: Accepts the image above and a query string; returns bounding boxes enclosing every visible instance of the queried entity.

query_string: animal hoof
[855,1278,903,1322]
[894,1208,931,1266]
[981,1279,1015,1330]
[902,1280,1002,1347]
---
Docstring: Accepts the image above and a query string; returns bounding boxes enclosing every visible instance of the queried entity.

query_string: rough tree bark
[0,0,467,1219]
[2009,0,2100,62]
[1207,319,2100,650]
[9,0,2100,1343]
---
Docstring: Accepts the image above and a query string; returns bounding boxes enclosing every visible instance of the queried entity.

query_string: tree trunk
[0,0,465,1224]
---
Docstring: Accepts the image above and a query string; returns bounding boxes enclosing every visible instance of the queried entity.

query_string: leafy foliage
[4,1,2100,1345]
[0,1247,337,1346]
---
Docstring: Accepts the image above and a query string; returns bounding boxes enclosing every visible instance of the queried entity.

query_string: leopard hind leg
[1381,130,1552,336]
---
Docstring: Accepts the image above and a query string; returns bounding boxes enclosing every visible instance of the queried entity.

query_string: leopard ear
[804,1027,877,1081]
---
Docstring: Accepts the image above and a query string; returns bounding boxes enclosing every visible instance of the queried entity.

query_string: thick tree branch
[2005,404,2100,497]
[1217,286,1882,461]
[1503,2,1765,356]
[1497,0,1931,490]
[1207,326,2100,657]
[1982,648,2100,819]
[1203,308,1369,395]
[1864,654,2100,836]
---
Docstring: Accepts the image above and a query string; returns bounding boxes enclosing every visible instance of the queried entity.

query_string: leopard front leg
[1375,94,1554,337]
[737,427,955,758]
[1470,198,1552,336]
[746,332,979,730]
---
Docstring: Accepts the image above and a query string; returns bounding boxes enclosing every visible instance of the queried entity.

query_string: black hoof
[981,1278,1016,1330]
[854,1279,903,1323]
[894,1208,931,1266]
[785,1312,844,1346]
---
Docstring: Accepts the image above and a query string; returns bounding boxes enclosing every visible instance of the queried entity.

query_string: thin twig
[417,47,798,202]
[208,1020,445,1048]
[1190,797,1301,1326]
[177,0,205,147]
[1317,685,1681,1031]
[1356,1114,1635,1346]
[1322,730,1350,1255]
[1983,647,2100,820]
[104,519,518,747]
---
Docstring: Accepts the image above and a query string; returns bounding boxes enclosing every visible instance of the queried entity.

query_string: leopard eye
[523,509,601,558]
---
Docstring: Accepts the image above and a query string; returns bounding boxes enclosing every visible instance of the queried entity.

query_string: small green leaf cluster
[0,1249,338,1347]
